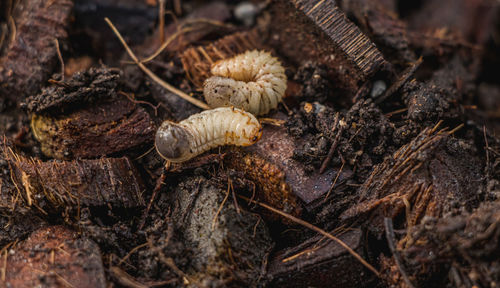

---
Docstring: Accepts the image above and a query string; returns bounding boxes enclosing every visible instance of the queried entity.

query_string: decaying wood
[3,226,106,288]
[24,67,156,159]
[268,230,376,287]
[268,0,389,96]
[23,66,121,115]
[31,97,155,159]
[226,117,354,219]
[227,151,302,220]
[0,0,73,102]
[293,0,386,77]
[3,146,145,212]
[399,201,500,287]
[0,0,498,287]
[340,0,416,64]
[341,125,482,236]
[253,122,351,206]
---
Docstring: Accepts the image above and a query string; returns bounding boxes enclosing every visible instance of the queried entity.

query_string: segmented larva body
[203,50,287,116]
[155,107,262,163]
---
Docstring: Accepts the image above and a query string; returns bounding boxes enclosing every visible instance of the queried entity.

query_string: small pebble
[234,2,258,26]
[370,80,387,98]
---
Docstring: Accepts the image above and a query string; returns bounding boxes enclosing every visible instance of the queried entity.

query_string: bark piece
[341,126,483,236]
[31,98,155,159]
[269,0,388,96]
[0,0,73,101]
[0,143,46,245]
[227,114,352,217]
[247,124,341,206]
[228,151,303,218]
[340,0,416,64]
[381,201,500,287]
[24,67,156,159]
[4,147,145,212]
[0,176,45,246]
[24,66,121,115]
[267,229,376,287]
[3,226,106,288]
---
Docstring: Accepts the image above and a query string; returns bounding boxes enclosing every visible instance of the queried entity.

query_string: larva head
[155,121,192,162]
[236,109,263,146]
[247,124,263,145]
[203,77,235,109]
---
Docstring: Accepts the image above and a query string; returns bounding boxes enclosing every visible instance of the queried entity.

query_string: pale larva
[203,50,287,116]
[155,107,262,163]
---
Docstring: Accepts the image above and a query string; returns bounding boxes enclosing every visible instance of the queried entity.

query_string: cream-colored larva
[203,50,287,116]
[155,107,262,163]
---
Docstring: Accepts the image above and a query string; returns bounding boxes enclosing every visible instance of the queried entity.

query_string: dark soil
[1,0,499,287]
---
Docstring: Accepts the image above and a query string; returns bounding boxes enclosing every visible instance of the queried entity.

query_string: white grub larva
[203,50,287,116]
[155,107,262,163]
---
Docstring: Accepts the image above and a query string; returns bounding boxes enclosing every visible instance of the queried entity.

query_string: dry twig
[239,195,380,277]
[324,160,345,201]
[384,218,416,288]
[158,0,166,44]
[212,181,231,230]
[105,17,210,110]
[320,112,342,174]
[110,266,149,288]
[54,38,64,80]
[141,27,196,64]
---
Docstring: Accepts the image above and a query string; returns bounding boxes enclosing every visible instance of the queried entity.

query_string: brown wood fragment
[400,201,500,287]
[228,151,302,219]
[295,0,386,76]
[227,115,352,218]
[269,0,388,96]
[0,0,73,102]
[268,230,377,287]
[24,67,156,159]
[4,147,145,212]
[31,97,156,159]
[0,177,45,246]
[376,56,422,104]
[3,226,106,288]
[23,66,121,115]
[340,0,416,63]
[247,121,350,206]
[341,126,482,235]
